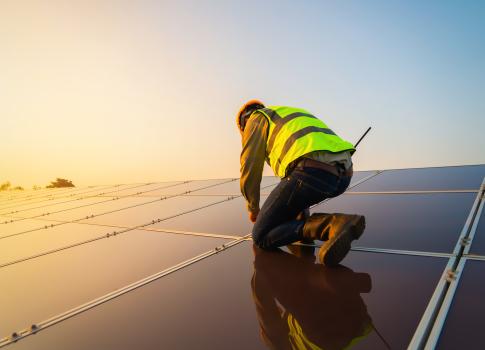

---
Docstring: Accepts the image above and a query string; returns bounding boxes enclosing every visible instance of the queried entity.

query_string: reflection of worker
[237,101,365,265]
[251,245,373,350]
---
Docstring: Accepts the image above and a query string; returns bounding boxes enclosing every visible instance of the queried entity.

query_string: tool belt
[290,157,353,177]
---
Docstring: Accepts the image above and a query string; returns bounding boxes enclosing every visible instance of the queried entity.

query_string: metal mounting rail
[424,258,466,350]
[0,234,251,348]
[408,177,485,349]
[350,246,453,259]
[421,178,485,349]
[462,197,485,256]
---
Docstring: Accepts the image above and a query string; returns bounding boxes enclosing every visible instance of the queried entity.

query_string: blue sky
[1,0,484,186]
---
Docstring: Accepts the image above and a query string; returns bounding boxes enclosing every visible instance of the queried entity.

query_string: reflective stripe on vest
[257,106,355,177]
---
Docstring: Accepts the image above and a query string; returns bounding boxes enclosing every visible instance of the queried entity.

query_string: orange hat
[236,99,265,132]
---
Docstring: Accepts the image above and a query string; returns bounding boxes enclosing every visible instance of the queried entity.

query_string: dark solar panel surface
[0,165,484,349]
[435,260,485,349]
[8,243,446,350]
[153,196,268,236]
[1,232,227,332]
[311,193,475,253]
[348,165,485,191]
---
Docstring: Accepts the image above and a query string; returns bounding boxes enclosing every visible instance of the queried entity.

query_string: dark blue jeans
[252,167,351,249]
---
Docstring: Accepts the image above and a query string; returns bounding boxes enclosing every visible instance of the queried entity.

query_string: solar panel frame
[412,177,485,348]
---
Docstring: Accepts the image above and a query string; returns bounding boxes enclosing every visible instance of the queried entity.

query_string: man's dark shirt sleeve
[240,113,268,213]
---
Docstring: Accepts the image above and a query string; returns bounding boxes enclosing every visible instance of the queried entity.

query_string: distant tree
[0,181,11,191]
[46,178,75,188]
[13,186,24,191]
[32,185,41,190]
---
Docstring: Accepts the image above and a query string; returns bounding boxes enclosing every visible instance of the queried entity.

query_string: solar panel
[0,223,106,265]
[193,176,279,195]
[80,196,232,226]
[0,231,228,332]
[0,166,484,349]
[348,170,380,185]
[89,181,184,197]
[434,259,485,349]
[4,242,447,350]
[349,165,485,192]
[311,193,475,253]
[0,184,132,211]
[139,178,237,196]
[153,195,267,236]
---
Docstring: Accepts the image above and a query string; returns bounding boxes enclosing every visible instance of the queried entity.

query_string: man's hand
[249,209,259,223]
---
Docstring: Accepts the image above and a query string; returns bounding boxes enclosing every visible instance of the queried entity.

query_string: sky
[1,0,484,188]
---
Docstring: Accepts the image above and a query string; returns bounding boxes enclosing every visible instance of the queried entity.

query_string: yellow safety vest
[256,106,355,177]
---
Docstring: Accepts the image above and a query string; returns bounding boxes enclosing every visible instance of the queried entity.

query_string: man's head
[236,99,265,135]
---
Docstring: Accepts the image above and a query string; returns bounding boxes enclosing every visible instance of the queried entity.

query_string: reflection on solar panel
[0,165,484,349]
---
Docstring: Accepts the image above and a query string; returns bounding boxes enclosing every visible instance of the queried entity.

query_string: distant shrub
[0,182,24,191]
[32,185,42,190]
[46,178,75,188]
[0,181,11,191]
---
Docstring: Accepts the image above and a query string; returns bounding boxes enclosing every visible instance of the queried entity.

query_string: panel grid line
[0,184,123,211]
[0,184,113,204]
[0,179,236,241]
[1,181,187,224]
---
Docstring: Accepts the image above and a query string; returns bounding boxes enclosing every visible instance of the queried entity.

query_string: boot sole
[319,216,366,267]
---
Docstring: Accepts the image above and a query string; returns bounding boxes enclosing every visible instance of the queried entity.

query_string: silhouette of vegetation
[46,178,75,188]
[0,181,24,191]
[32,185,41,190]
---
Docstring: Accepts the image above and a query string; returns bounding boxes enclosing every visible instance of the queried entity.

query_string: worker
[237,100,365,266]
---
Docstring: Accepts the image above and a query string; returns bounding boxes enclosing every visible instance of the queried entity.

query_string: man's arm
[240,113,268,221]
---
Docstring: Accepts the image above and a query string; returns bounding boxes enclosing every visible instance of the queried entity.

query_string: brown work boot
[301,213,334,241]
[302,213,366,266]
[319,214,365,267]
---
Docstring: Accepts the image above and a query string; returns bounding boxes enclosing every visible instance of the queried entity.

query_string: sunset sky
[2,0,484,188]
